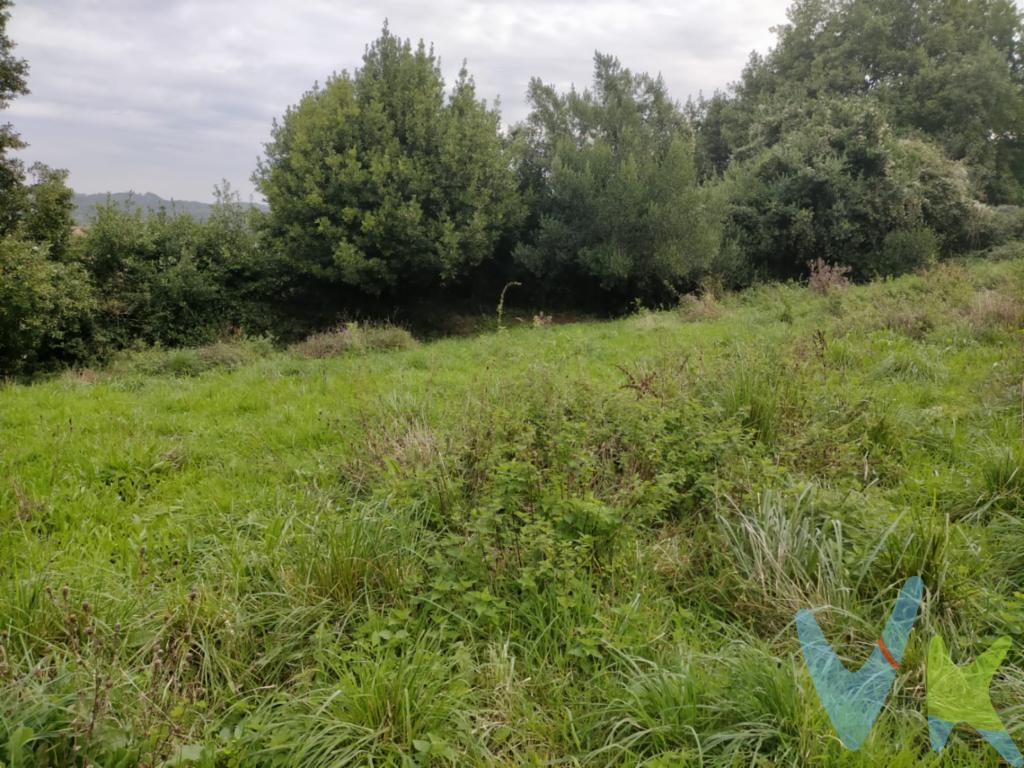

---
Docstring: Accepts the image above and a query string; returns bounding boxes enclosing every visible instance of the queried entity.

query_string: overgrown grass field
[2,256,1024,766]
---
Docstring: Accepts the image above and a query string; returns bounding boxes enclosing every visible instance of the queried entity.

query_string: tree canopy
[721,98,981,279]
[0,0,29,235]
[515,54,721,307]
[3,2,1024,375]
[254,25,522,308]
[699,0,1024,202]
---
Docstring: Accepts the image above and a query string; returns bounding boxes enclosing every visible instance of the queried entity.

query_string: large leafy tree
[22,162,75,259]
[0,1,94,375]
[254,26,521,307]
[704,0,1024,202]
[515,54,721,307]
[0,0,29,234]
[723,98,980,279]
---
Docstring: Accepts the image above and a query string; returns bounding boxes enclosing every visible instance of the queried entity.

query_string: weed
[0,254,1022,764]
[714,365,782,447]
[289,323,416,358]
[963,289,1024,335]
[678,292,723,322]
[807,259,852,294]
[496,282,521,333]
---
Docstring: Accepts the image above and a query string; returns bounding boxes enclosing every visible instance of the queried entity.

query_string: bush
[723,101,979,280]
[107,336,274,378]
[289,323,416,359]
[986,240,1024,262]
[196,335,275,368]
[74,191,267,349]
[806,259,851,295]
[362,325,418,352]
[21,163,75,260]
[889,138,980,253]
[979,205,1024,246]
[677,292,723,321]
[879,228,938,275]
[0,236,97,375]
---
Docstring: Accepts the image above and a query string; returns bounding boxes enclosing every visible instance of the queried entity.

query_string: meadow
[1,254,1023,766]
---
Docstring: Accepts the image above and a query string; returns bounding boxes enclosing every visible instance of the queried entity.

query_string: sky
[7,0,792,202]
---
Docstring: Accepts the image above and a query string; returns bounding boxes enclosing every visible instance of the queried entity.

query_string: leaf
[165,743,204,765]
[7,726,33,768]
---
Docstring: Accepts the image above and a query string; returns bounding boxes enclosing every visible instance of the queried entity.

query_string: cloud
[7,0,790,201]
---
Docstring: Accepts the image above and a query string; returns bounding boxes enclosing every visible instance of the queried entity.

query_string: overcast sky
[7,0,791,202]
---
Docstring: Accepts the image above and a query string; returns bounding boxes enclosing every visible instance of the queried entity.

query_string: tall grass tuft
[289,323,416,358]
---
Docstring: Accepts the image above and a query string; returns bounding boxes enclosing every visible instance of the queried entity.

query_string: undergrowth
[1,255,1023,765]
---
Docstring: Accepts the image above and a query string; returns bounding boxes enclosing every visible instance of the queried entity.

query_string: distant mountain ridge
[72,192,266,225]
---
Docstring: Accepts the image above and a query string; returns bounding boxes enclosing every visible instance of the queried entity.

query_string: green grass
[1,256,1023,766]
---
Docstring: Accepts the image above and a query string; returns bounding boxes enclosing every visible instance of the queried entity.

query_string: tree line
[3,0,1024,374]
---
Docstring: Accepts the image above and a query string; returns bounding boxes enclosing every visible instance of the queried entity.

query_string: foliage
[515,53,721,307]
[254,25,522,306]
[0,0,29,236]
[73,189,267,350]
[2,256,1023,764]
[721,99,981,279]
[7,4,1024,761]
[0,236,97,374]
[806,258,851,295]
[103,335,275,378]
[21,163,75,260]
[880,227,938,275]
[0,4,86,376]
[3,12,1022,359]
[708,0,1024,203]
[287,322,416,358]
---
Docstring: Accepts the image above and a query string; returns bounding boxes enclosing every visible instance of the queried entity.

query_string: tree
[515,54,721,307]
[22,163,75,259]
[0,0,29,235]
[254,26,522,309]
[712,0,1024,202]
[0,236,97,375]
[686,91,750,181]
[722,98,980,279]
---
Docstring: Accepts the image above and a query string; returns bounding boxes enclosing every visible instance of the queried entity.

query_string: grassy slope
[1,257,1023,766]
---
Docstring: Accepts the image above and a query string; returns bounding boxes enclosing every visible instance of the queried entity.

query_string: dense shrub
[3,13,1024,376]
[74,191,267,349]
[982,205,1024,246]
[0,236,97,374]
[722,100,980,280]
[880,228,938,275]
[703,0,1024,204]
[889,138,983,253]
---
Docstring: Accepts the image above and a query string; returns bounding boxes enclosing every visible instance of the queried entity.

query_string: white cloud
[7,0,790,200]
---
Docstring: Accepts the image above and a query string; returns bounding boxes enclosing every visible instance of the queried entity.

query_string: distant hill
[72,192,266,225]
